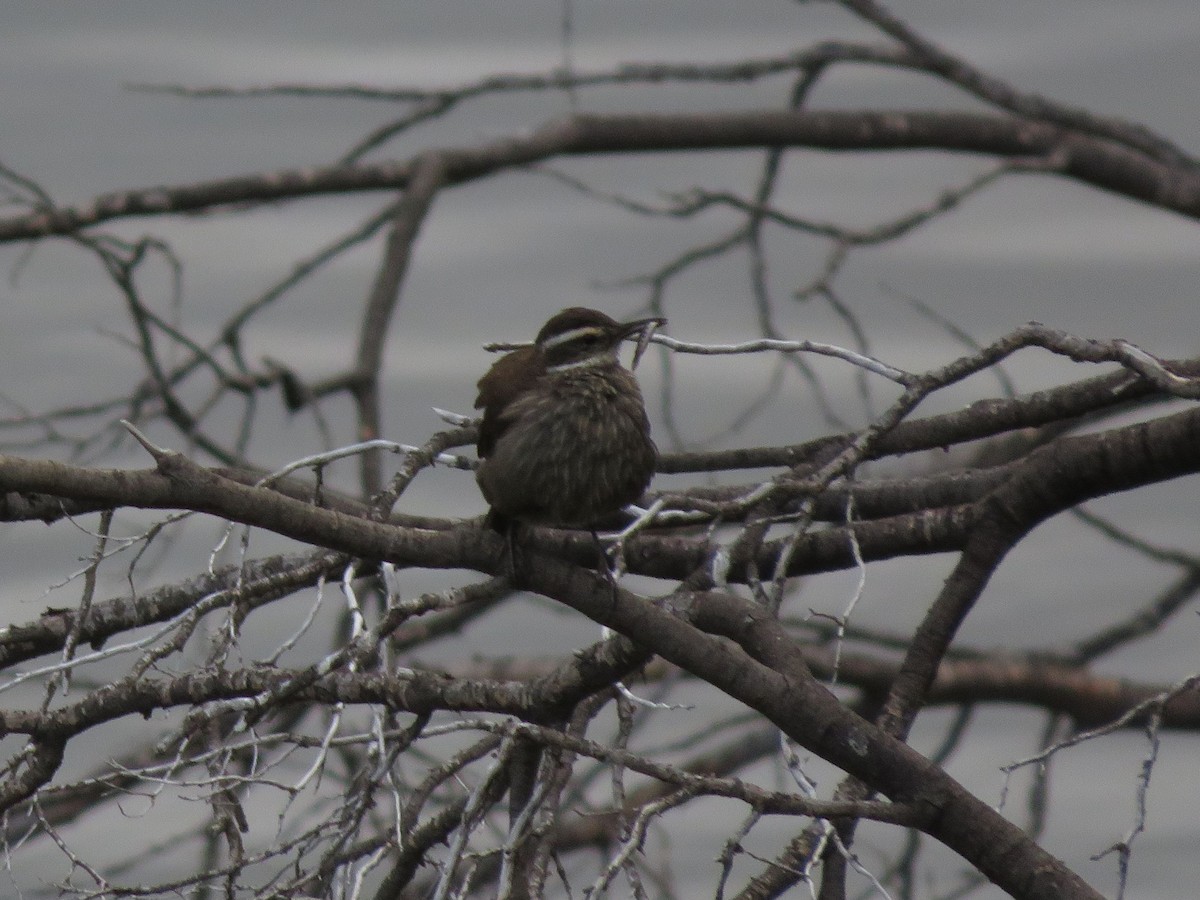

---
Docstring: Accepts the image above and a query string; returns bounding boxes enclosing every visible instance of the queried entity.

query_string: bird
[474,307,663,823]
[474,307,664,539]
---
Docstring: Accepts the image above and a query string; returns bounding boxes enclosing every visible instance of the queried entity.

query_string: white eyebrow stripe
[545,353,608,373]
[540,325,604,351]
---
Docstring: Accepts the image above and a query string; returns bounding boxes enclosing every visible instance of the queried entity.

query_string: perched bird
[475,307,662,823]
[474,307,664,534]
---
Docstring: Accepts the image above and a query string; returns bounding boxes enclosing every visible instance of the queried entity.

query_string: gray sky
[1,3,1199,896]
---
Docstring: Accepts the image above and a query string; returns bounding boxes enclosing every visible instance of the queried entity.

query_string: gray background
[1,2,1198,897]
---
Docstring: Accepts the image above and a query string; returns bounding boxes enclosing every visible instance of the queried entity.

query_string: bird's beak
[620,316,666,370]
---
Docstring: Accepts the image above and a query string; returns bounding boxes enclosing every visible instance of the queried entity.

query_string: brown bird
[475,308,662,822]
[474,307,664,534]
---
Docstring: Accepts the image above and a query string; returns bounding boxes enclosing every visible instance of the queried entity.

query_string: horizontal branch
[494,720,923,825]
[0,552,345,669]
[808,644,1200,730]
[4,395,1200,587]
[2,109,1197,243]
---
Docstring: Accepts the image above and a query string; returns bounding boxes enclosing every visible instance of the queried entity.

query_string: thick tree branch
[2,110,1197,245]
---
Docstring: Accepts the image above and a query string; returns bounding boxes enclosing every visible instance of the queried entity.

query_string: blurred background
[1,1,1198,896]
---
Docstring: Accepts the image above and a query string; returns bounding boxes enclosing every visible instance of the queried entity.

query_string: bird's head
[536,307,665,373]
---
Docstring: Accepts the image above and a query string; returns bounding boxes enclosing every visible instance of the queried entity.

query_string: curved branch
[2,109,1197,244]
[351,154,446,494]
